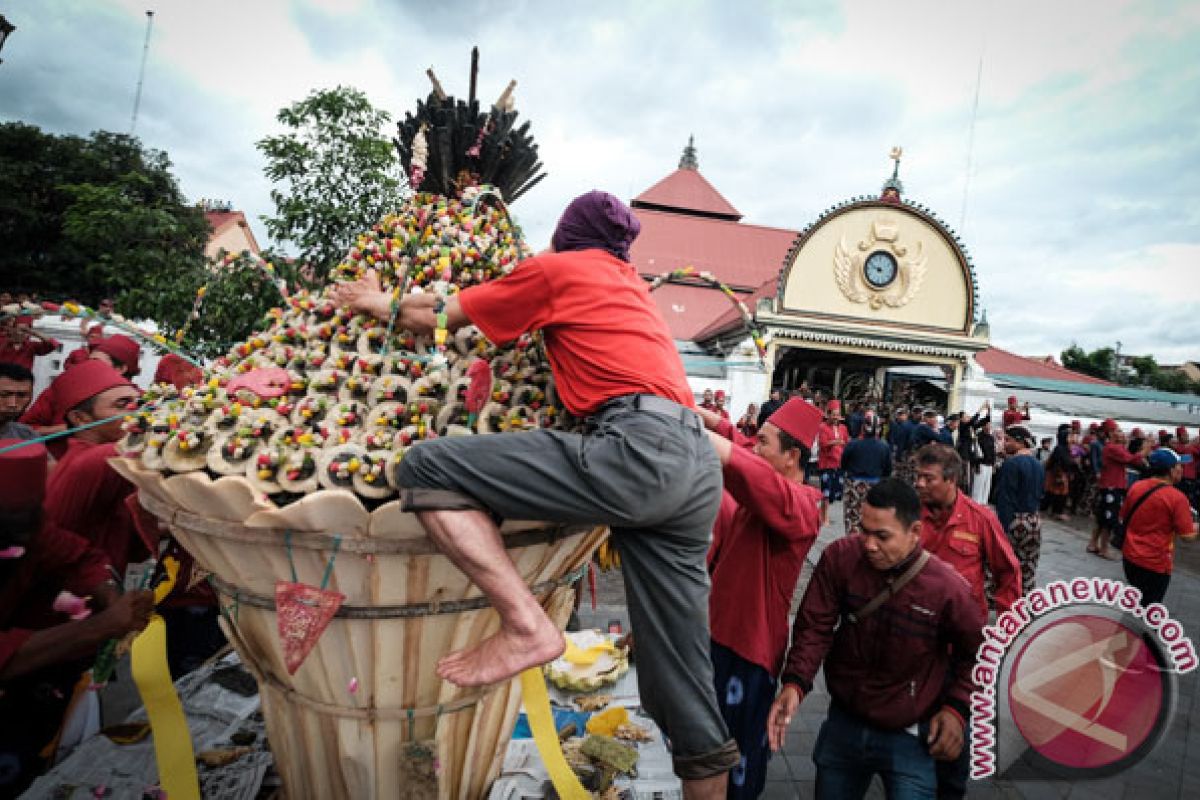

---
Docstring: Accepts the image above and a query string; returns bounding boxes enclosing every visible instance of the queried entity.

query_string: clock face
[863,250,898,289]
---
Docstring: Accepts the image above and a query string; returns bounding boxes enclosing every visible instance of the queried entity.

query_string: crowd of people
[2,192,1198,800]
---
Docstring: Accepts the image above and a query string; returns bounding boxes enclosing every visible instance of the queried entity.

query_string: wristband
[433,297,448,349]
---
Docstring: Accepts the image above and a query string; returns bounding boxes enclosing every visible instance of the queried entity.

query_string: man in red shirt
[0,316,60,371]
[1000,395,1030,430]
[712,389,731,421]
[21,335,142,460]
[914,444,1021,617]
[817,400,850,526]
[767,478,983,796]
[1120,449,1198,607]
[43,360,154,577]
[64,324,106,369]
[1174,426,1198,509]
[1091,423,1150,559]
[913,443,1019,798]
[334,191,739,791]
[1,440,154,795]
[699,397,822,797]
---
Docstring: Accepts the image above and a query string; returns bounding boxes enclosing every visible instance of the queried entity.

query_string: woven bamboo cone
[117,459,606,799]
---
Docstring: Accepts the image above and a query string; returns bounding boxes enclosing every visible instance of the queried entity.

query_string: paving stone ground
[580,501,1200,799]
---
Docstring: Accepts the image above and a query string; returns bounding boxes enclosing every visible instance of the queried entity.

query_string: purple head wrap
[550,190,641,262]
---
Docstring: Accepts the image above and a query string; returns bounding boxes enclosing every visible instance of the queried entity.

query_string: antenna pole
[130,10,155,135]
[959,48,984,235]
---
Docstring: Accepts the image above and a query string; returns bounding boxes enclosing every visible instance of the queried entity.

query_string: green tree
[1127,355,1158,386]
[0,123,209,309]
[1061,343,1116,381]
[257,86,404,279]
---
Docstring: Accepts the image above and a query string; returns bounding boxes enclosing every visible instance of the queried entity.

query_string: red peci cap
[768,398,824,447]
[1071,419,1081,429]
[0,439,48,512]
[94,335,141,376]
[827,399,842,414]
[1178,426,1189,438]
[714,389,726,401]
[1102,418,1118,432]
[53,359,135,417]
[1008,396,1018,405]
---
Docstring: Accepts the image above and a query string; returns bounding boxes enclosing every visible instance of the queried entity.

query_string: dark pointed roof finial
[880,145,904,202]
[679,134,699,170]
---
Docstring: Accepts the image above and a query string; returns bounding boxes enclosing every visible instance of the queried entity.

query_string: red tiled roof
[205,210,261,253]
[632,169,742,220]
[977,346,1114,386]
[630,208,796,290]
[649,283,752,341]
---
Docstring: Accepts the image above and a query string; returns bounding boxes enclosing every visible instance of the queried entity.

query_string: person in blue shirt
[994,426,1045,595]
[840,413,893,534]
[889,406,914,484]
[913,409,950,449]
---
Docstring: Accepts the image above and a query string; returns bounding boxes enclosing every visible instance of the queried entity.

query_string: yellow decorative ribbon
[519,667,588,800]
[131,557,201,800]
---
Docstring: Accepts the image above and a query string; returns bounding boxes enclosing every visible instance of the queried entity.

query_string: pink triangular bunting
[275,581,345,674]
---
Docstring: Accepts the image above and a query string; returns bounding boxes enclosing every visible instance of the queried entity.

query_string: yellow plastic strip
[132,615,200,800]
[519,667,588,800]
[131,556,200,800]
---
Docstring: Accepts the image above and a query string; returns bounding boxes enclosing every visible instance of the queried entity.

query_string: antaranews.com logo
[969,577,1196,780]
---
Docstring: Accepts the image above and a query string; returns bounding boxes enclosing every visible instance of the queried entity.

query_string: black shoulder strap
[1120,483,1168,526]
[847,549,931,624]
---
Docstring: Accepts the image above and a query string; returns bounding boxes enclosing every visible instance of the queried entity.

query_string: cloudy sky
[3,0,1197,363]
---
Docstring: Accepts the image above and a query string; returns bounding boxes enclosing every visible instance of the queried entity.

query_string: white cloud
[3,0,1198,364]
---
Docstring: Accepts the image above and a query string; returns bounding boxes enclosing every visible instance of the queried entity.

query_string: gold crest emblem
[834,217,927,309]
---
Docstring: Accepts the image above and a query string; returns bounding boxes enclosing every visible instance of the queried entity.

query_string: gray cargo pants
[394,393,740,778]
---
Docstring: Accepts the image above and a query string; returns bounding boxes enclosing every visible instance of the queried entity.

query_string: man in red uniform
[43,360,154,577]
[0,316,59,371]
[1174,426,1198,509]
[699,397,822,797]
[817,400,850,526]
[335,191,739,792]
[1,440,154,797]
[21,334,142,459]
[711,389,731,421]
[1120,449,1198,607]
[767,478,983,797]
[63,324,105,369]
[913,443,1019,798]
[1000,395,1030,429]
[1090,423,1150,559]
[914,443,1021,617]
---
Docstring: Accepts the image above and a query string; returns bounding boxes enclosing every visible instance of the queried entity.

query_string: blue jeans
[814,705,936,799]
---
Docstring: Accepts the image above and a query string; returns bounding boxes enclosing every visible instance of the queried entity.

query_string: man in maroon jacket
[767,478,983,798]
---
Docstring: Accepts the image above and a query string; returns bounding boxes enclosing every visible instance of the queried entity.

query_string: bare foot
[437,619,565,687]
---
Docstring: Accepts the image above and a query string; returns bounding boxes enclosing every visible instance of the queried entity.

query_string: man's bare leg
[682,773,727,799]
[419,508,565,686]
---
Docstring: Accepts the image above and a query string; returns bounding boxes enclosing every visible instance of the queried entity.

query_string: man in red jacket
[1090,422,1150,559]
[914,444,1021,617]
[767,478,983,797]
[0,316,59,371]
[700,397,822,797]
[913,443,1019,797]
[1,440,154,796]
[817,400,850,526]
